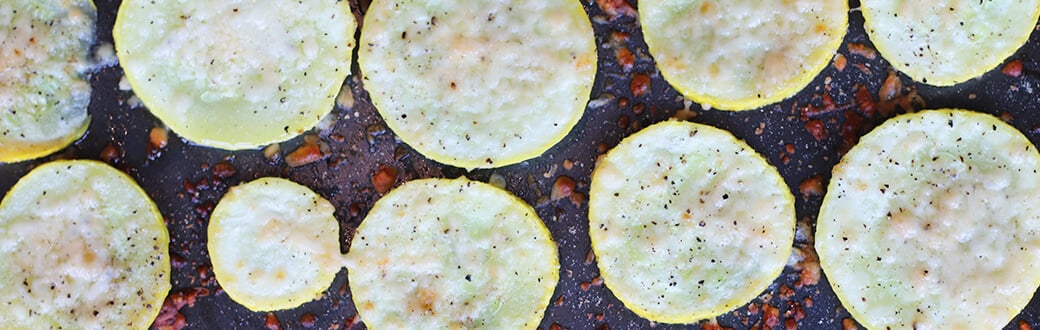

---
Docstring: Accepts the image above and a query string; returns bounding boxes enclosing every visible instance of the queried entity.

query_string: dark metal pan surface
[3,0,1040,328]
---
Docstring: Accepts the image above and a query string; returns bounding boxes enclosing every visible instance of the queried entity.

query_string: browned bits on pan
[846,43,877,60]
[147,127,169,159]
[194,201,215,220]
[596,0,635,18]
[854,85,877,118]
[833,53,847,72]
[196,264,210,282]
[550,323,564,330]
[183,179,197,195]
[762,304,780,329]
[841,318,858,330]
[194,178,210,191]
[153,288,210,330]
[674,101,699,121]
[805,119,827,141]
[747,302,760,314]
[1003,59,1024,77]
[300,313,317,328]
[578,274,603,289]
[1020,319,1032,330]
[616,47,635,72]
[554,294,565,306]
[630,74,651,97]
[852,63,873,75]
[345,314,361,328]
[365,124,387,146]
[580,281,592,291]
[841,110,865,155]
[1001,111,1015,124]
[263,143,282,163]
[820,93,837,112]
[632,103,645,115]
[328,133,346,143]
[569,191,587,207]
[784,318,797,330]
[153,301,187,330]
[877,72,903,116]
[170,253,188,268]
[265,313,282,330]
[796,248,821,288]
[100,142,121,164]
[800,92,847,118]
[784,300,807,325]
[700,321,730,330]
[212,162,236,179]
[285,141,324,167]
[798,175,824,199]
[877,71,925,117]
[326,156,349,170]
[371,165,398,194]
[778,285,795,299]
[551,176,576,201]
[348,203,363,218]
[611,32,635,72]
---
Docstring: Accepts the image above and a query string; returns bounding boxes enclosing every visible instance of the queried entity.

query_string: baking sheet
[2,0,1040,328]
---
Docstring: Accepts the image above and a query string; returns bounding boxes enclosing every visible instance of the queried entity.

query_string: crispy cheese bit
[817,109,1040,329]
[208,178,341,312]
[347,178,558,329]
[639,0,847,110]
[0,0,94,163]
[0,160,170,328]
[589,120,795,324]
[113,0,356,150]
[360,0,596,169]
[862,0,1040,86]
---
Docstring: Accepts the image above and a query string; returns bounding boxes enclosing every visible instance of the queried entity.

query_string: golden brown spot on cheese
[815,23,827,34]
[410,287,438,314]
[699,1,714,14]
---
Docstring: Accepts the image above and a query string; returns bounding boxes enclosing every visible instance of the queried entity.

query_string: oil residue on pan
[2,0,1040,329]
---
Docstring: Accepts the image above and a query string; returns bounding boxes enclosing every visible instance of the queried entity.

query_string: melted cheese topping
[114,0,356,149]
[208,178,342,312]
[0,160,170,329]
[347,178,558,329]
[863,0,1040,85]
[0,0,93,162]
[360,0,596,169]
[817,109,1040,329]
[640,0,847,110]
[589,121,794,323]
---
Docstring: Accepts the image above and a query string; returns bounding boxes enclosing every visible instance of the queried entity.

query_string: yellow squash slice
[639,0,847,110]
[208,177,341,312]
[862,0,1040,85]
[347,178,558,329]
[817,109,1040,329]
[589,120,795,323]
[360,0,596,169]
[0,160,170,328]
[114,0,356,149]
[0,0,94,162]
